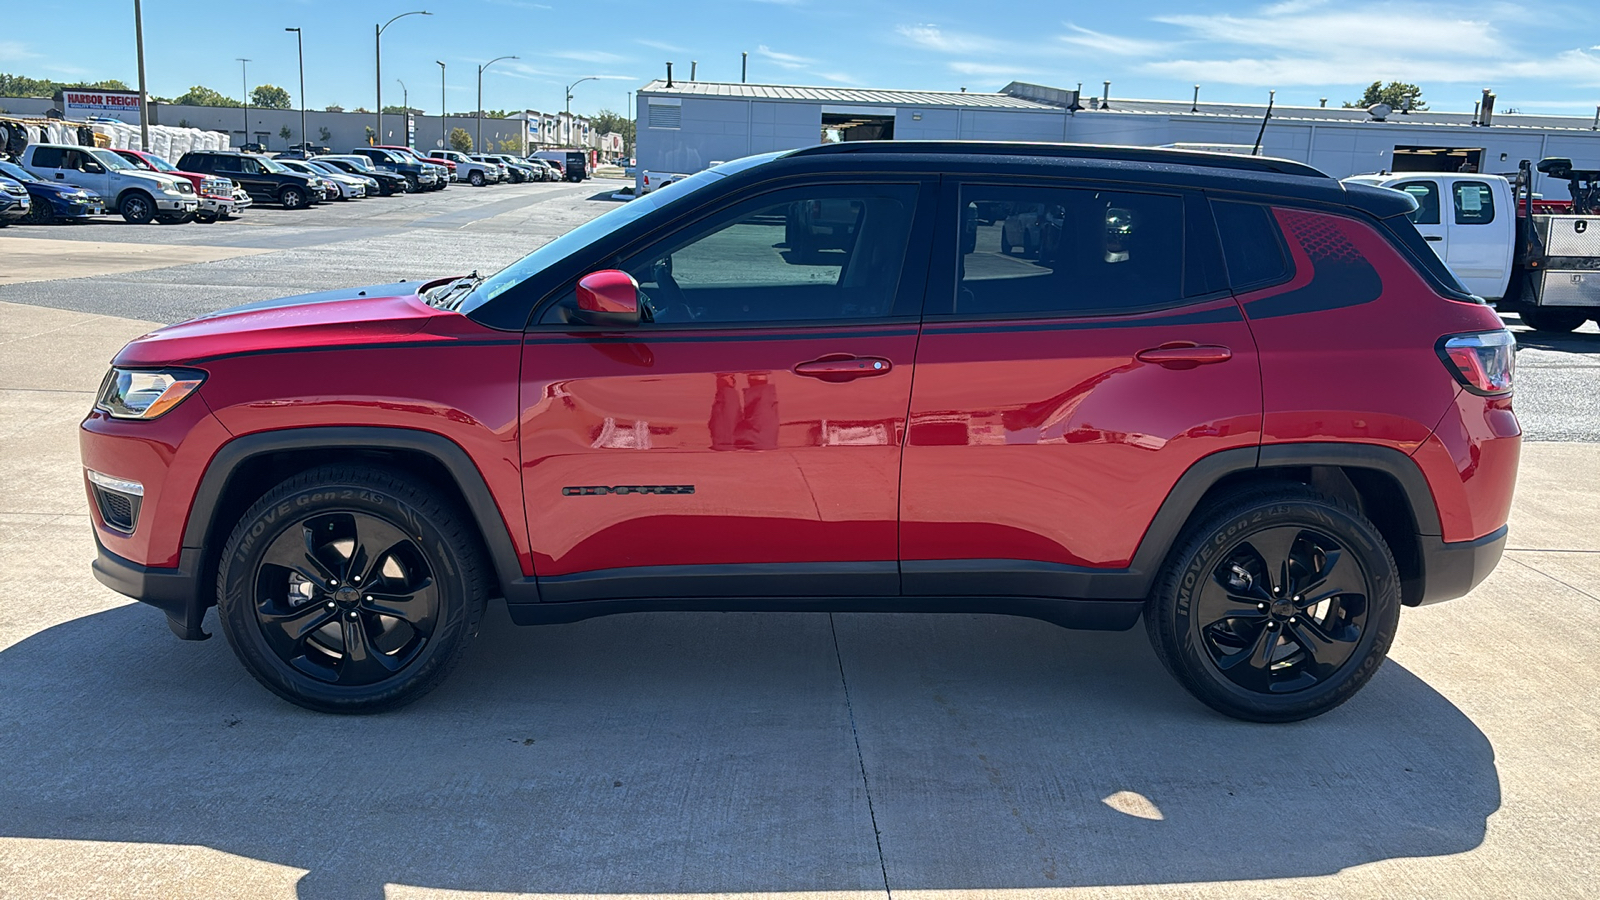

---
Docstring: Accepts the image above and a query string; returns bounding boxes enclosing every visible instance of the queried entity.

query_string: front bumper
[1,194,29,220]
[91,535,208,639]
[51,194,105,218]
[155,196,199,214]
[198,195,239,217]
[1412,525,1508,606]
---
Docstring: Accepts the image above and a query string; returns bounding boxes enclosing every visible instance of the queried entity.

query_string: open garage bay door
[1394,145,1485,173]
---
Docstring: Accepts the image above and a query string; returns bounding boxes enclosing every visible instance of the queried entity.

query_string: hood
[113,281,444,367]
[124,170,182,188]
[26,179,96,198]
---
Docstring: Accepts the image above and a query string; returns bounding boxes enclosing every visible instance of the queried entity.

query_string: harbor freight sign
[58,89,144,125]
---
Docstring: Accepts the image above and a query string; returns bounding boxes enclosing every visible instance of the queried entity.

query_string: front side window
[952,185,1183,317]
[611,184,918,326]
[1454,181,1495,224]
[1395,181,1442,225]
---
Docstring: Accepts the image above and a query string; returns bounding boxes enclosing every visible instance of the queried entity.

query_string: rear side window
[29,147,63,168]
[1454,181,1495,224]
[1394,181,1442,225]
[1211,200,1290,291]
[951,185,1184,317]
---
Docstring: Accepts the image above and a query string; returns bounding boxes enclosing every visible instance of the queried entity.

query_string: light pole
[285,28,305,151]
[436,61,446,150]
[376,10,431,144]
[477,54,518,152]
[566,76,598,148]
[237,58,251,146]
[397,79,409,147]
[134,0,149,151]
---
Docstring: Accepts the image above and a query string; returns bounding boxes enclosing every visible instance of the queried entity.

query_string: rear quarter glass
[1239,205,1503,451]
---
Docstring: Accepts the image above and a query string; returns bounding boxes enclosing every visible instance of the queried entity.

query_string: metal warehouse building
[635,79,1600,196]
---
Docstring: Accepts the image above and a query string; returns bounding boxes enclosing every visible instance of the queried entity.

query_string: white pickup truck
[21,143,199,224]
[1345,159,1600,332]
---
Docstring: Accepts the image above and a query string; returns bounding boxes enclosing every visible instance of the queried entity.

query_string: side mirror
[574,269,641,328]
[82,162,104,174]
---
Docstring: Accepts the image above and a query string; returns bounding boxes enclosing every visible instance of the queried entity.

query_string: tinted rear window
[1211,200,1290,291]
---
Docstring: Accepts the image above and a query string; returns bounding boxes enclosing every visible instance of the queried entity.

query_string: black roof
[792,140,1330,179]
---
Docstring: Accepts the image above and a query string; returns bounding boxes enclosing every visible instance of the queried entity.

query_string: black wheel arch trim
[181,426,540,607]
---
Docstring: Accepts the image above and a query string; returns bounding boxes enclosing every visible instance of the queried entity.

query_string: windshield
[145,155,178,173]
[307,161,339,176]
[458,168,726,315]
[256,156,291,174]
[0,160,38,182]
[90,149,134,171]
[337,156,376,172]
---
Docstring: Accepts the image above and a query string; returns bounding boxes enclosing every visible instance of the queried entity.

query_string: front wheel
[119,192,155,224]
[1520,306,1587,333]
[216,465,488,713]
[279,186,308,210]
[24,201,53,225]
[469,170,485,187]
[1145,486,1400,722]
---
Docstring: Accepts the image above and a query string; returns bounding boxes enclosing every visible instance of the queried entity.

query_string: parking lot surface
[1,180,1597,899]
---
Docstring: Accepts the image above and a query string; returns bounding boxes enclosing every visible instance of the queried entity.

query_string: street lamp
[566,75,598,146]
[437,61,446,151]
[237,58,251,146]
[477,54,518,152]
[397,79,409,147]
[376,10,431,144]
[285,28,305,152]
[134,0,149,151]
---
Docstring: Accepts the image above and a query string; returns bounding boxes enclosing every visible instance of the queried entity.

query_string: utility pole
[437,61,446,150]
[377,11,431,145]
[285,28,305,150]
[238,58,251,145]
[133,0,149,150]
[477,54,518,152]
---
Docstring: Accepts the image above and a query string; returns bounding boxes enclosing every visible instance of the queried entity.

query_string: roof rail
[789,140,1331,179]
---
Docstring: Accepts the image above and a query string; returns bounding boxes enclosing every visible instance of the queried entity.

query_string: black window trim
[522,174,938,334]
[927,175,1203,323]
[1452,179,1496,226]
[1205,194,1296,295]
[1392,179,1443,226]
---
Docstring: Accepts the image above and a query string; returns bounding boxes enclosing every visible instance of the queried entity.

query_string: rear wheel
[1145,486,1400,722]
[217,465,488,713]
[1519,306,1587,333]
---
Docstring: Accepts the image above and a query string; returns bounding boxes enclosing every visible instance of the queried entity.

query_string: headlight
[95,368,206,419]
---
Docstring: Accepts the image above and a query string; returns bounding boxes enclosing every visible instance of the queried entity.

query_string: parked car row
[0,143,576,228]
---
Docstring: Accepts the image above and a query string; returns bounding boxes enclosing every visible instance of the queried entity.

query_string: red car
[111,149,249,223]
[80,143,1519,719]
[375,145,455,182]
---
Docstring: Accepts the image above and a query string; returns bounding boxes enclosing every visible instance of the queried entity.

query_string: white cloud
[756,45,814,70]
[550,50,631,64]
[0,40,40,61]
[636,39,687,53]
[815,71,859,84]
[949,61,1029,77]
[895,24,1005,55]
[1059,24,1173,57]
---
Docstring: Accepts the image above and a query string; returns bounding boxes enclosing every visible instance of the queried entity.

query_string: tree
[318,126,332,142]
[381,105,417,115]
[0,74,130,97]
[172,85,241,107]
[1343,81,1427,111]
[323,103,344,113]
[449,127,473,153]
[364,126,376,144]
[279,125,292,143]
[590,109,635,153]
[252,84,291,110]
[496,137,522,153]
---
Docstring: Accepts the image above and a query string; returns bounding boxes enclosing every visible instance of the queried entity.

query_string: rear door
[899,178,1262,597]
[1444,178,1512,298]
[520,176,936,601]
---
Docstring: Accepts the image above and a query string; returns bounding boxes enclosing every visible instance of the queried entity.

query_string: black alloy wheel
[23,199,53,225]
[1146,486,1400,722]
[279,186,308,210]
[119,192,154,224]
[217,466,487,713]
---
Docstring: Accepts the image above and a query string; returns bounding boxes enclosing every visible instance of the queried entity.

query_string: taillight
[1438,330,1514,395]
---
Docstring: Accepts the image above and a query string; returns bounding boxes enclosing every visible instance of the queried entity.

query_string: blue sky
[4,0,1600,115]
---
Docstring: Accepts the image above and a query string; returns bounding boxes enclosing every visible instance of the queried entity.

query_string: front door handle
[794,355,893,381]
[1136,342,1233,369]
[1424,235,1444,242]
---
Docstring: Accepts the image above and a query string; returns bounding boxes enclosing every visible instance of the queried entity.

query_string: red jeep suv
[81,143,1519,720]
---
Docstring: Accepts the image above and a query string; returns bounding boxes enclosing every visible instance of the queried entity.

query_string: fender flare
[184,426,539,604]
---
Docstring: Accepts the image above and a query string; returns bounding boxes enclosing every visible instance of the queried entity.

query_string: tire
[195,212,218,224]
[279,186,308,210]
[24,200,53,225]
[1023,230,1038,258]
[1144,485,1401,723]
[403,176,418,193]
[1000,233,1013,255]
[155,212,192,225]
[119,191,155,225]
[1519,306,1587,333]
[216,465,489,714]
[469,170,485,187]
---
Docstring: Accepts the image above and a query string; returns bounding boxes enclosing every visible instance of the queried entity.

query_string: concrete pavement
[0,298,1596,900]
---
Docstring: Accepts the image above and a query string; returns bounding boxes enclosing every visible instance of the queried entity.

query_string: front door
[520,178,934,601]
[1392,179,1448,262]
[899,180,1263,597]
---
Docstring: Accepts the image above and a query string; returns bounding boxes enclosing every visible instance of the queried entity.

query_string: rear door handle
[794,355,893,381]
[1424,235,1444,242]
[1136,342,1233,369]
